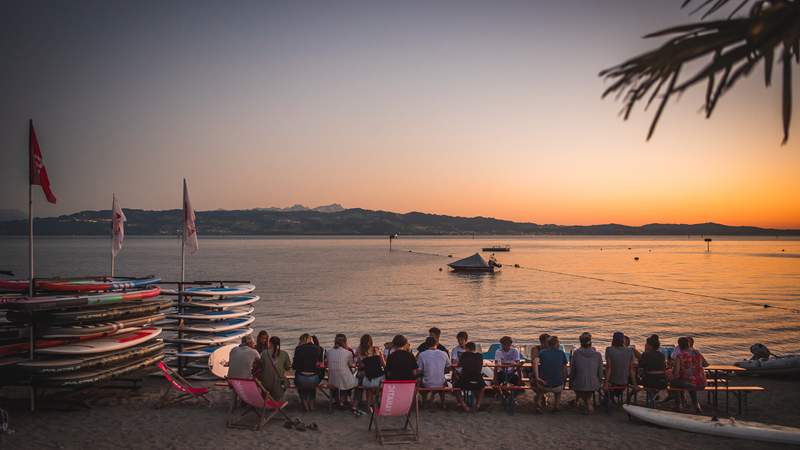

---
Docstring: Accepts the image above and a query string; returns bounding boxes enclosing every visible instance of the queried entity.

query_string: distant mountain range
[0,206,797,236]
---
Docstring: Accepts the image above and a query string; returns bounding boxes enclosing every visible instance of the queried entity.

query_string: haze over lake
[2,235,797,361]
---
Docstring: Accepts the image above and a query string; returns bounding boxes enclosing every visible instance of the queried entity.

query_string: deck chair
[482,343,501,361]
[156,361,211,408]
[227,377,290,430]
[368,380,419,445]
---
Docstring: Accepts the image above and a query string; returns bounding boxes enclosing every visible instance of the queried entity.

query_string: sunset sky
[1,1,799,228]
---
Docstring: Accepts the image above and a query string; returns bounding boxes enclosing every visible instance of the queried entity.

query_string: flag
[111,194,126,257]
[183,179,198,254]
[29,120,57,204]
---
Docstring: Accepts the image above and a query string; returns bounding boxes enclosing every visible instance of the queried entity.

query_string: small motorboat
[448,253,502,273]
[734,344,800,377]
[481,245,511,252]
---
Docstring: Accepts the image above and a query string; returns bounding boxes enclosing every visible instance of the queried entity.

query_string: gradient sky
[2,0,799,228]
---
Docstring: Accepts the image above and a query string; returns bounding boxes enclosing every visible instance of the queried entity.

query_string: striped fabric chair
[227,377,290,430]
[368,380,420,445]
[156,361,211,408]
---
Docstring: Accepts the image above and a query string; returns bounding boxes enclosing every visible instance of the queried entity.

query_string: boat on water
[734,344,800,377]
[448,253,502,273]
[481,245,511,252]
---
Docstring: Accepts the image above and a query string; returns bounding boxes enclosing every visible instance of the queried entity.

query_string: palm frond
[600,0,800,143]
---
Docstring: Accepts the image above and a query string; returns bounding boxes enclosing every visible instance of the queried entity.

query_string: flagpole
[28,120,34,298]
[111,194,116,278]
[180,179,186,284]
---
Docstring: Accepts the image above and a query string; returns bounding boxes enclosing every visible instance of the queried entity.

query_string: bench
[705,386,764,415]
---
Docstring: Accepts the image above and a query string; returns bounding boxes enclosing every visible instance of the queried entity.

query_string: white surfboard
[161,316,255,333]
[164,327,252,345]
[37,328,162,355]
[181,284,256,297]
[182,295,260,310]
[208,343,237,379]
[624,404,800,445]
[166,305,254,321]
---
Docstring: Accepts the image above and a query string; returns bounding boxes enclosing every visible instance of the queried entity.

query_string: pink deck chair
[156,361,211,408]
[227,377,290,430]
[368,380,420,445]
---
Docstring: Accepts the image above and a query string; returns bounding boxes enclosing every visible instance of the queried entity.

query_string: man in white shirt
[418,336,451,408]
[494,336,522,385]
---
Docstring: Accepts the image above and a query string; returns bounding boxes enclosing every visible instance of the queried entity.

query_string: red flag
[29,120,57,204]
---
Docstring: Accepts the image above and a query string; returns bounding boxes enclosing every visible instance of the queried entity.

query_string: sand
[1,375,798,450]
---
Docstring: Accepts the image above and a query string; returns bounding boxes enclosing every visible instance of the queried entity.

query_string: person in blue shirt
[533,335,568,412]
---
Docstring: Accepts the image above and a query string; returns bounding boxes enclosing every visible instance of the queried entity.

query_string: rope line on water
[394,247,800,314]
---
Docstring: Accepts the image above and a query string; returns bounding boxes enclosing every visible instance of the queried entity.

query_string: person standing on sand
[534,336,568,413]
[228,335,260,379]
[385,335,418,380]
[570,332,603,414]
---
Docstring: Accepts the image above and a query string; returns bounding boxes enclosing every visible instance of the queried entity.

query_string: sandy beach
[1,375,797,450]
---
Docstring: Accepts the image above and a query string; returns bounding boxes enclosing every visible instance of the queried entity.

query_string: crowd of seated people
[224,327,711,415]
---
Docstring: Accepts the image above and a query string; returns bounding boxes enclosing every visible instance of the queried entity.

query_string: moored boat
[448,253,502,273]
[481,245,511,252]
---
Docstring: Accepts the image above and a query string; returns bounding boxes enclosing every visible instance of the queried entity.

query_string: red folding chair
[227,377,291,430]
[156,361,211,408]
[368,380,420,445]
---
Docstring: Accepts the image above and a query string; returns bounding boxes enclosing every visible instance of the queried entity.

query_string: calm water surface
[1,236,798,362]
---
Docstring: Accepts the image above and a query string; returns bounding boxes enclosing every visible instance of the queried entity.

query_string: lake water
[1,236,798,362]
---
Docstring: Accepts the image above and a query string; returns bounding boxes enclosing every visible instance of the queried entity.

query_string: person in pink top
[671,336,707,413]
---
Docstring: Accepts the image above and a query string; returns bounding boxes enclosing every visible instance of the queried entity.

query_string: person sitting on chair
[494,336,522,385]
[385,335,418,380]
[570,332,602,414]
[228,335,260,379]
[417,336,451,407]
[534,335,568,412]
[259,336,291,401]
[604,331,635,406]
[455,341,486,412]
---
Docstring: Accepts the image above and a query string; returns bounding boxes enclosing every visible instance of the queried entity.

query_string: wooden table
[705,364,746,413]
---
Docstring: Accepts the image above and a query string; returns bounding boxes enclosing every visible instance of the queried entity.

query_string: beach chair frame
[368,380,420,445]
[155,361,211,408]
[226,377,291,430]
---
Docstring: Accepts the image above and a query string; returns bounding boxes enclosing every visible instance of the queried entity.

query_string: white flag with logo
[183,179,199,254]
[111,194,126,257]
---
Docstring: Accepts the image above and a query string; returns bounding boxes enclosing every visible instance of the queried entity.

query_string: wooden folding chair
[368,380,419,445]
[156,361,211,408]
[227,377,291,430]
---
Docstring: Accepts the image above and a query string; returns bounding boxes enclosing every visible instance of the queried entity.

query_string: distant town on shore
[0,205,797,236]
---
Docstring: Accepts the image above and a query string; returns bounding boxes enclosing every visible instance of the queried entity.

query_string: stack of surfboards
[0,277,168,387]
[162,284,257,379]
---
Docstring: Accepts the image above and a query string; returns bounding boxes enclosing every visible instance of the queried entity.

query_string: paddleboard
[7,298,174,325]
[161,316,254,333]
[0,276,160,293]
[2,287,161,312]
[19,341,165,374]
[39,352,165,387]
[40,313,166,338]
[37,327,161,355]
[164,327,252,345]
[208,343,237,378]
[0,327,140,357]
[173,346,219,359]
[182,295,259,310]
[179,284,256,297]
[623,404,800,445]
[166,305,253,321]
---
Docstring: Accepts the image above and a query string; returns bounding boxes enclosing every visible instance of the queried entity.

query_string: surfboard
[623,404,800,445]
[179,284,256,297]
[164,327,252,345]
[40,313,166,338]
[2,287,162,312]
[182,295,260,310]
[38,352,165,387]
[160,316,254,333]
[208,343,237,378]
[0,327,142,357]
[173,346,219,359]
[37,327,162,355]
[166,305,253,321]
[8,298,174,325]
[18,341,165,374]
[0,276,160,293]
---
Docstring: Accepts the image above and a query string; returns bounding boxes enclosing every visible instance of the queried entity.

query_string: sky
[1,0,799,228]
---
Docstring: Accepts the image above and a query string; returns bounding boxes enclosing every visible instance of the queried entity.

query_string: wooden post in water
[705,238,712,252]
